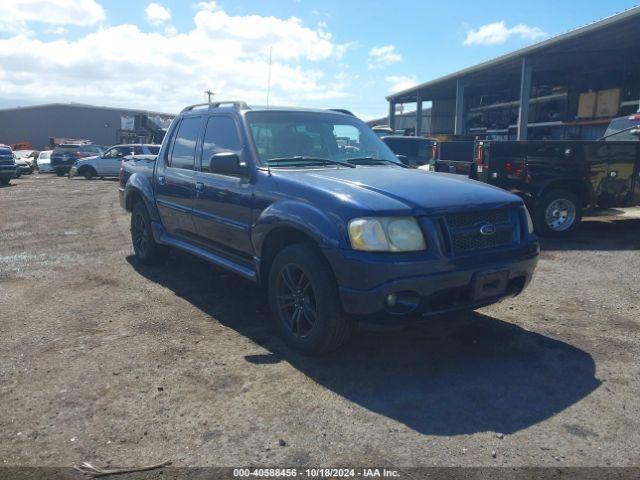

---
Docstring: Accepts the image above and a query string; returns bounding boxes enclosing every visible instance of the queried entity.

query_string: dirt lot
[1,174,639,469]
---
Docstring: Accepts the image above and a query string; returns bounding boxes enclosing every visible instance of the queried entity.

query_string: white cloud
[145,3,172,25]
[0,0,105,34]
[463,21,546,46]
[367,45,402,69]
[193,1,219,11]
[46,26,68,35]
[0,2,354,112]
[386,75,417,93]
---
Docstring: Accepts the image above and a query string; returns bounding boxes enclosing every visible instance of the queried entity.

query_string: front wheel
[81,167,96,180]
[268,243,354,354]
[0,178,10,186]
[131,201,169,265]
[534,189,582,237]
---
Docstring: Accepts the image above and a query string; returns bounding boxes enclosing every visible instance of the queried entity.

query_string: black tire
[268,243,353,354]
[131,201,169,265]
[0,178,9,186]
[55,170,65,177]
[534,189,582,237]
[80,167,96,180]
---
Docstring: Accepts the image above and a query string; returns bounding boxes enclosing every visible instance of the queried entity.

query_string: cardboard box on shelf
[596,88,621,118]
[577,91,597,119]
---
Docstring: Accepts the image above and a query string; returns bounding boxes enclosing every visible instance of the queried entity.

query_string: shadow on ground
[541,217,640,252]
[128,251,600,436]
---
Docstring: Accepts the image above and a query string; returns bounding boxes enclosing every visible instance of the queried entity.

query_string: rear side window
[54,145,78,154]
[0,148,12,155]
[80,145,102,154]
[169,117,202,170]
[201,116,241,173]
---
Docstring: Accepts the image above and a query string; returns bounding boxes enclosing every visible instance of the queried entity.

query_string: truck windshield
[246,111,401,167]
[602,116,640,141]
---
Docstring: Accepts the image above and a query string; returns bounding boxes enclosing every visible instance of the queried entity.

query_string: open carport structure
[387,7,640,140]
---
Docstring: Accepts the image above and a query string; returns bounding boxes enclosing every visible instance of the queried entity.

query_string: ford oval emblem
[479,223,496,236]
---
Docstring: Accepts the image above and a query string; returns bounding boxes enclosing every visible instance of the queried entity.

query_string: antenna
[204,90,215,105]
[266,46,273,109]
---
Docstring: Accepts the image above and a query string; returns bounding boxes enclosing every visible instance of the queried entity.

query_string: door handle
[195,182,205,193]
[157,175,166,185]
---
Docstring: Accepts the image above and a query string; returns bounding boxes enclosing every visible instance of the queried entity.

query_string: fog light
[386,293,397,307]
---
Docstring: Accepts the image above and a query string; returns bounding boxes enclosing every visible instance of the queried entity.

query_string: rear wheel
[131,201,169,265]
[55,170,65,177]
[534,189,582,237]
[0,178,9,186]
[268,243,353,354]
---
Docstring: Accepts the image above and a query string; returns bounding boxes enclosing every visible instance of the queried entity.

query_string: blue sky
[0,0,637,118]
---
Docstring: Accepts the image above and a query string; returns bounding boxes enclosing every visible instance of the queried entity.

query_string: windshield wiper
[346,156,406,167]
[597,124,640,141]
[267,156,356,168]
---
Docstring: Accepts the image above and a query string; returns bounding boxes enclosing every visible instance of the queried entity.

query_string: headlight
[523,206,534,234]
[348,217,426,252]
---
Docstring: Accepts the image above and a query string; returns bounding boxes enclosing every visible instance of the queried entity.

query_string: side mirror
[209,152,248,176]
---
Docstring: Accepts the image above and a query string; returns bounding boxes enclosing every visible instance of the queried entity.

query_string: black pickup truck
[433,115,640,236]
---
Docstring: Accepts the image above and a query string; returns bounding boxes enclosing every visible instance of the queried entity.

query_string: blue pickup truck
[119,101,539,353]
[0,145,18,185]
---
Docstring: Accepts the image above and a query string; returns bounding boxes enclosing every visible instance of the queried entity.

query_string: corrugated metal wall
[0,105,170,149]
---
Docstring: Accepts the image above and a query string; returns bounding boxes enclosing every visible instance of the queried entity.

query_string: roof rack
[328,108,356,116]
[181,101,249,113]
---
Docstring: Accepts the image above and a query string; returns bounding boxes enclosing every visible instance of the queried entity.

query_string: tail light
[504,160,528,180]
[431,143,438,160]
[475,144,485,165]
[475,143,486,173]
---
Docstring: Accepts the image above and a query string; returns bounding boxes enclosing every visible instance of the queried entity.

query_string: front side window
[201,116,241,173]
[169,117,202,170]
[247,111,401,167]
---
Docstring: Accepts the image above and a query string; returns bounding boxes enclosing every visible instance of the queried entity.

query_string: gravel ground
[1,174,639,469]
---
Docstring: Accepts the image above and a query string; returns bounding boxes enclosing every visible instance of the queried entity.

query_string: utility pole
[205,90,215,105]
[266,45,273,109]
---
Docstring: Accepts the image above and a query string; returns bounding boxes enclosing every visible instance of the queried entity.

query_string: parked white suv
[70,144,160,179]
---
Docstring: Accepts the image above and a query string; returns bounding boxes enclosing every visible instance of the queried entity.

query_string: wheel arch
[536,179,594,208]
[123,173,160,222]
[253,202,343,287]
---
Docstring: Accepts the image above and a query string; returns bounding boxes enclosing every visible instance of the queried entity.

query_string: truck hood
[273,167,522,215]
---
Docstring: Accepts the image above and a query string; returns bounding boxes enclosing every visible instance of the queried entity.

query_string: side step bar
[151,222,257,282]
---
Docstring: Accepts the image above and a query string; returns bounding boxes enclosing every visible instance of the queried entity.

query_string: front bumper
[326,243,539,317]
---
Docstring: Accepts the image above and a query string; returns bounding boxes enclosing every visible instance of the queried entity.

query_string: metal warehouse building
[386,7,640,141]
[0,103,175,150]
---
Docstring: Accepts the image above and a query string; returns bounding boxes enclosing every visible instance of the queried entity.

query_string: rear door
[155,116,203,238]
[192,115,255,260]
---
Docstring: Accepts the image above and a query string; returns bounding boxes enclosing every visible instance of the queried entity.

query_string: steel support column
[517,57,533,140]
[416,94,423,136]
[388,101,396,131]
[454,79,465,135]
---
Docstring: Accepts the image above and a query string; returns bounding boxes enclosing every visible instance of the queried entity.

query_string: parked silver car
[69,144,160,179]
[37,150,54,173]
